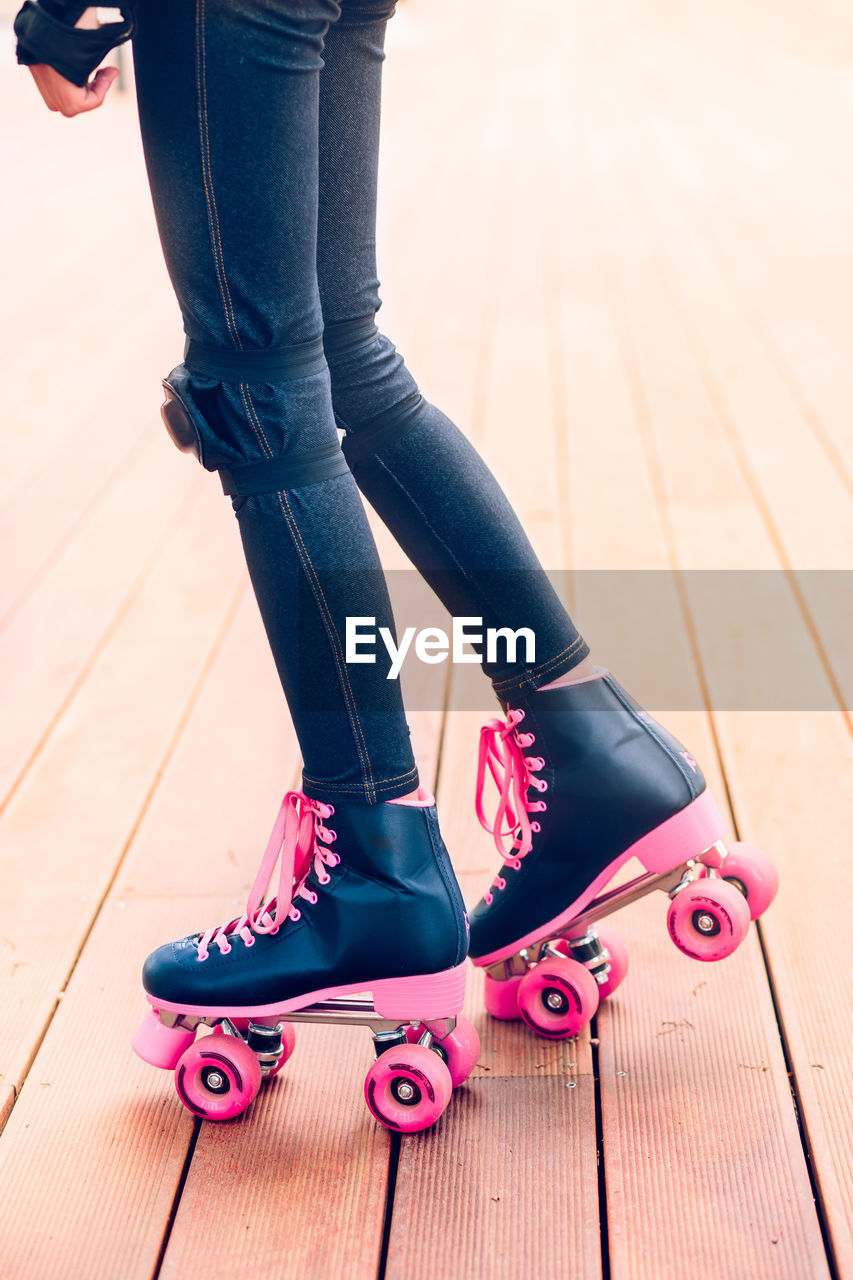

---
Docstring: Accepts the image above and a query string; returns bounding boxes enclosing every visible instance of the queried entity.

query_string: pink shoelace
[475,709,548,905]
[197,791,338,961]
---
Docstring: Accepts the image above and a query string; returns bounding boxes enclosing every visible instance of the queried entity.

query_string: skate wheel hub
[544,987,569,1013]
[693,910,720,936]
[392,1078,421,1106]
[201,1068,229,1093]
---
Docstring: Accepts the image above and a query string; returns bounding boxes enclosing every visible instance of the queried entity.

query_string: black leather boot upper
[143,797,468,1008]
[468,673,707,960]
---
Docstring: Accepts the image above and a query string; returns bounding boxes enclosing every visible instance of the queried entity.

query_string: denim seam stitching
[239,384,276,462]
[302,767,418,793]
[195,0,242,353]
[492,634,588,692]
[195,4,376,798]
[237,367,375,802]
[274,486,378,804]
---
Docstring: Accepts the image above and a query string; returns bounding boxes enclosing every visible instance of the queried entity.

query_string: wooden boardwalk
[1,1,851,1276]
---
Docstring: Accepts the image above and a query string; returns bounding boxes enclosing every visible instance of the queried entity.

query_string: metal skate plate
[485,856,712,979]
[270,997,455,1041]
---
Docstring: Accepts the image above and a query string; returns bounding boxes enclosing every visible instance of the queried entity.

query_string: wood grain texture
[0,1086,14,1132]
[0,445,200,802]
[0,899,196,1280]
[0,487,244,1091]
[0,79,175,508]
[117,591,300,902]
[599,905,830,1280]
[543,9,837,1278]
[160,1020,390,1280]
[387,1078,601,1280]
[563,27,853,1266]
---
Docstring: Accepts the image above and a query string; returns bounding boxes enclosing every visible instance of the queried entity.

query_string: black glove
[15,1,134,88]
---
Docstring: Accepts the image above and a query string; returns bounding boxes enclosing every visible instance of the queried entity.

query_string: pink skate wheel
[132,1010,196,1070]
[667,878,750,962]
[174,1037,262,1120]
[517,957,599,1040]
[593,925,630,1001]
[364,1043,452,1132]
[722,843,779,921]
[484,973,524,1020]
[431,1016,481,1088]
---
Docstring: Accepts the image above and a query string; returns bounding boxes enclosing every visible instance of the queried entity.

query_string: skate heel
[634,789,727,874]
[372,962,467,1021]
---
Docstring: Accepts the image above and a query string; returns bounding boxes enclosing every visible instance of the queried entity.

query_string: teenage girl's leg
[318,3,590,698]
[317,4,765,979]
[133,0,417,807]
[130,0,468,1031]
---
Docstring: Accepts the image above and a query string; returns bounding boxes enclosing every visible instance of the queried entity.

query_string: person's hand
[27,63,119,117]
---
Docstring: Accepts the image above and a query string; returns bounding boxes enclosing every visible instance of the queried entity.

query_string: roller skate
[132,788,477,1133]
[469,668,777,1040]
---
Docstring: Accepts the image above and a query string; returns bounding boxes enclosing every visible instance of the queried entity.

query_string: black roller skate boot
[470,668,777,1039]
[133,789,477,1132]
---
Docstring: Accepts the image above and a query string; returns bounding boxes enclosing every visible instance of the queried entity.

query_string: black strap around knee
[341,393,427,471]
[219,442,350,497]
[184,337,328,383]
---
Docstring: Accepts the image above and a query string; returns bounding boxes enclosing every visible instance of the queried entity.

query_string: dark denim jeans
[132,0,587,805]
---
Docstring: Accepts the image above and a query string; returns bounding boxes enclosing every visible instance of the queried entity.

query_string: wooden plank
[622,140,852,708]
[0,443,201,805]
[576,61,853,1270]
[386,1078,600,1280]
[541,14,835,1277]
[1,78,175,508]
[599,904,831,1280]
[117,591,300,901]
[0,1087,14,1131]
[0,484,244,1092]
[0,299,180,628]
[0,899,199,1280]
[159,1018,390,1280]
[550,22,845,1269]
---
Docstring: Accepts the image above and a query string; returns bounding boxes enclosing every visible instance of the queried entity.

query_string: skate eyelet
[289,910,301,923]
[306,890,318,905]
[484,891,494,906]
[243,935,255,948]
[218,943,232,955]
[317,871,331,885]
[531,821,541,833]
[197,950,209,962]
[511,857,522,870]
[327,829,337,842]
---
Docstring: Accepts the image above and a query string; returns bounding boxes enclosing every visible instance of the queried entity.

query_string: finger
[78,65,120,112]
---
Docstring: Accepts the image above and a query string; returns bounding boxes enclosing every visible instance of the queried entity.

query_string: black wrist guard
[15,1,134,88]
